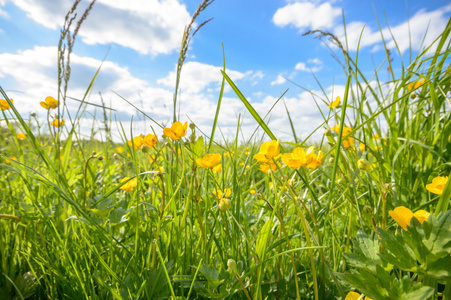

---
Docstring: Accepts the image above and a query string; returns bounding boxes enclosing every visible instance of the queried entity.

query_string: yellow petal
[389,206,414,230]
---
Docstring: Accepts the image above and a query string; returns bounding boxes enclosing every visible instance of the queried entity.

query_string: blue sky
[0,0,450,143]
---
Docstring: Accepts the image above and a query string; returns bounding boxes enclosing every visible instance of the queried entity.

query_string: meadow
[1,1,451,299]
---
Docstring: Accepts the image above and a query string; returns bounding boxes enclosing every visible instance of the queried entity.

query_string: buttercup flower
[17,133,26,140]
[253,140,280,164]
[259,162,279,174]
[214,188,232,211]
[51,118,65,127]
[128,135,144,149]
[212,164,222,173]
[196,153,221,169]
[330,125,354,149]
[119,177,138,192]
[329,96,341,108]
[213,188,231,200]
[357,159,371,171]
[306,150,323,170]
[163,121,188,141]
[426,176,448,195]
[40,96,59,110]
[0,99,13,110]
[389,206,431,230]
[359,143,365,152]
[143,134,157,147]
[408,78,425,90]
[5,156,17,164]
[345,291,373,300]
[282,147,312,169]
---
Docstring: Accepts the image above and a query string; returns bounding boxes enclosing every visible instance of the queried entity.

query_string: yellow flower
[306,150,323,170]
[0,98,13,110]
[282,147,312,169]
[5,156,17,164]
[163,121,188,141]
[253,140,280,164]
[119,177,138,192]
[389,206,431,230]
[143,134,157,147]
[357,159,371,171]
[282,146,322,170]
[17,133,26,140]
[213,188,231,200]
[329,96,340,108]
[127,133,157,149]
[51,118,65,127]
[196,153,221,169]
[259,162,279,174]
[408,78,425,90]
[212,163,222,173]
[345,291,373,300]
[128,135,144,149]
[331,125,354,149]
[359,143,365,152]
[426,176,448,195]
[40,96,59,110]
[250,189,256,195]
[116,146,124,153]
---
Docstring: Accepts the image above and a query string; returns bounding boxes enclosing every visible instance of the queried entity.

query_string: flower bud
[189,123,196,130]
[141,144,150,153]
[30,113,36,117]
[97,155,104,161]
[227,259,237,273]
[357,159,371,171]
[219,198,232,211]
[324,128,333,136]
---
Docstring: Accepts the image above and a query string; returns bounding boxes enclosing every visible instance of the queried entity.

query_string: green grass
[1,1,451,299]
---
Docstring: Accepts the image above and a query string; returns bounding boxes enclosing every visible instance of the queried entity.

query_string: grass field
[1,1,451,299]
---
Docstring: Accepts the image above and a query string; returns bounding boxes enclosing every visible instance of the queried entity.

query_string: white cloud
[0,46,263,142]
[8,0,191,55]
[0,8,8,18]
[333,4,451,53]
[295,60,322,73]
[273,1,341,31]
[0,46,173,124]
[157,61,247,94]
[271,75,286,86]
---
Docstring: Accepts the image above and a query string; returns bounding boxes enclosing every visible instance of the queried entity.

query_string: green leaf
[377,228,417,270]
[256,219,272,261]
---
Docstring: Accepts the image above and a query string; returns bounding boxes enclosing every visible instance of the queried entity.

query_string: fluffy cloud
[271,75,286,86]
[7,0,191,55]
[0,46,262,142]
[333,4,451,53]
[157,61,248,94]
[0,46,173,128]
[295,58,323,73]
[273,1,341,31]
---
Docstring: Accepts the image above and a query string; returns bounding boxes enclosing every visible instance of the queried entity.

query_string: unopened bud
[324,128,333,136]
[227,259,237,273]
[30,113,36,117]
[328,157,334,163]
[219,198,232,211]
[189,123,196,130]
[357,159,371,171]
[141,144,150,153]
[98,155,104,161]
